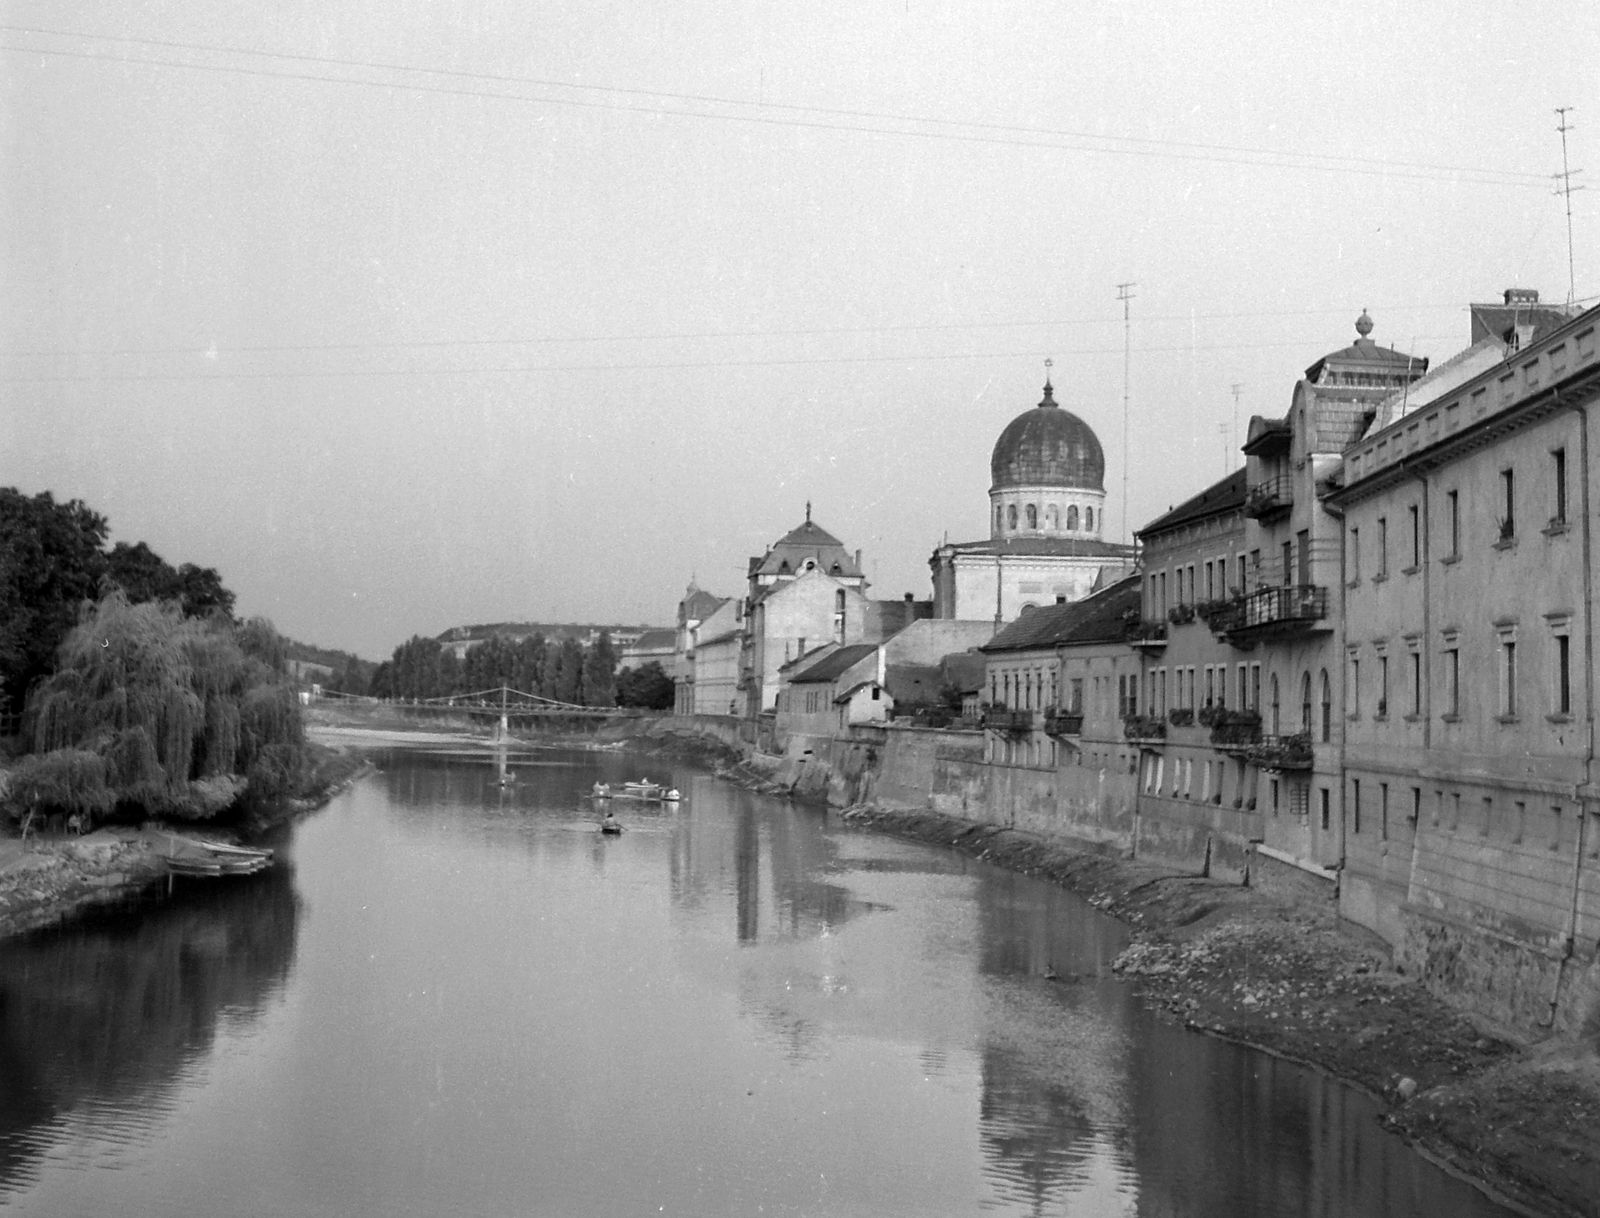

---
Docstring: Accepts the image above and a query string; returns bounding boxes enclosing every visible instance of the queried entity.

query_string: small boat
[599,816,623,835]
[156,832,273,877]
[622,779,661,793]
[611,787,681,804]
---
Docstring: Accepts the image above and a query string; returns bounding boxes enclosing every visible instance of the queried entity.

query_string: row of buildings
[663,289,1600,1033]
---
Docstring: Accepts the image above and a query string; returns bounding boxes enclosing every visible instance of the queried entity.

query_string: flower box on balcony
[1122,714,1166,741]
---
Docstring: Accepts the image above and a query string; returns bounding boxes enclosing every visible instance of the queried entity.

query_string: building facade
[1329,296,1600,1029]
[931,377,1136,623]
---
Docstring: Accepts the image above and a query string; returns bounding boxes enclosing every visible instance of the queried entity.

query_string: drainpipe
[1549,395,1595,1026]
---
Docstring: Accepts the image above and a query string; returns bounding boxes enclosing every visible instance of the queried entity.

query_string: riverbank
[836,804,1598,1218]
[0,741,371,942]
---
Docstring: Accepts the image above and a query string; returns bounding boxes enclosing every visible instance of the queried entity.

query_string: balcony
[984,707,1035,734]
[1199,707,1263,750]
[1242,732,1313,771]
[1244,473,1294,519]
[1224,585,1330,642]
[1127,620,1168,650]
[1044,709,1084,737]
[1122,713,1166,743]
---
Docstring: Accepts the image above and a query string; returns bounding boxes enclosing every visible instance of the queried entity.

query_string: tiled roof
[788,642,878,684]
[1137,468,1246,538]
[679,588,727,621]
[940,650,989,694]
[980,574,1141,654]
[627,629,677,651]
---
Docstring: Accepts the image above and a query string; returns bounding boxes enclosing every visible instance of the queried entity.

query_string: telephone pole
[1117,282,1136,542]
[1555,107,1583,307]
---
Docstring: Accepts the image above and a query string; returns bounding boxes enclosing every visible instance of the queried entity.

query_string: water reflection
[0,864,299,1199]
[0,747,1519,1217]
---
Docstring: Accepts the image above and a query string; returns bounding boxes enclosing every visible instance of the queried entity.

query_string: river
[0,744,1518,1216]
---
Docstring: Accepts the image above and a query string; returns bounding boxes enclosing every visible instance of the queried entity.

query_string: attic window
[778,560,791,574]
[871,686,880,701]
[830,562,841,574]
[804,559,816,571]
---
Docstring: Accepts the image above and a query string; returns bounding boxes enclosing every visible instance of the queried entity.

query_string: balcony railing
[984,707,1035,733]
[1244,473,1294,519]
[1128,620,1168,648]
[1122,713,1166,742]
[1242,732,1313,770]
[1225,585,1329,640]
[1044,710,1084,737]
[1199,707,1263,749]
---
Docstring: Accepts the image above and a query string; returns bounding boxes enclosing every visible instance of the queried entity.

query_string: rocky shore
[0,743,371,942]
[836,804,1599,1218]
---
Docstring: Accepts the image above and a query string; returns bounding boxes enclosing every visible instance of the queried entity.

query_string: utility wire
[7,302,1563,362]
[0,29,1551,188]
[0,334,1462,384]
[0,22,1553,185]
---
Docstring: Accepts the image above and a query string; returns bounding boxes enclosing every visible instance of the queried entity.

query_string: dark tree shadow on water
[0,865,300,1198]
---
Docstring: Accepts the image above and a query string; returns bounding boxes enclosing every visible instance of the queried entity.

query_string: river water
[0,745,1517,1217]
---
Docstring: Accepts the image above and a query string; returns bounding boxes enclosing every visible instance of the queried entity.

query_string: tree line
[1,487,308,828]
[368,631,619,706]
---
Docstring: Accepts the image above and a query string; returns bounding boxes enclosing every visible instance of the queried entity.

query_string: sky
[3,1,1597,659]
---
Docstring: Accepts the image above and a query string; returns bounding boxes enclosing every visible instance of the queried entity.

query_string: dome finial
[1355,309,1374,339]
[805,499,811,524]
[1040,360,1057,408]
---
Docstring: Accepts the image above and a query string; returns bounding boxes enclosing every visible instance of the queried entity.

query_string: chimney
[1504,288,1540,306]
[855,549,862,571]
[904,592,914,603]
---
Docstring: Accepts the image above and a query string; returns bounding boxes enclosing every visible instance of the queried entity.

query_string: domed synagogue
[929,374,1137,621]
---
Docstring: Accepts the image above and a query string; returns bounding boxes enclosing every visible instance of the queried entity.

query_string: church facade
[930,377,1137,622]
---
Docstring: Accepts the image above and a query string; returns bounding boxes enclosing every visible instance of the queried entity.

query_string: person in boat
[600,810,622,834]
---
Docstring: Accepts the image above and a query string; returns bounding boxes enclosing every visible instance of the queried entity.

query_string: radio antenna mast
[1555,107,1583,306]
[1117,282,1136,542]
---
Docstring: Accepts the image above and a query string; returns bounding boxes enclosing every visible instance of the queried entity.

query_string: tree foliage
[615,662,675,710]
[0,488,236,716]
[7,595,307,825]
[373,630,621,707]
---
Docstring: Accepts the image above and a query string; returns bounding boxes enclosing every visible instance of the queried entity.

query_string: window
[1270,674,1281,734]
[1007,504,1017,529]
[1237,553,1248,592]
[1320,787,1330,831]
[1320,670,1331,742]
[1159,572,1168,615]
[1350,655,1360,716]
[1069,678,1083,714]
[1352,778,1361,835]
[1380,783,1389,840]
[1410,651,1422,716]
[995,505,1004,533]
[1446,646,1460,716]
[1377,654,1389,717]
[1501,637,1518,717]
[1301,673,1313,733]
[1410,787,1421,829]
[1204,666,1215,707]
[1553,448,1568,525]
[1085,507,1094,531]
[1159,668,1167,713]
[1349,527,1361,583]
[1026,503,1038,529]
[1377,517,1388,577]
[1446,490,1460,557]
[1499,469,1515,540]
[1557,633,1572,715]
[1282,540,1294,587]
[1250,663,1261,711]
[1408,504,1420,568]
[1204,561,1215,600]
[1067,505,1079,530]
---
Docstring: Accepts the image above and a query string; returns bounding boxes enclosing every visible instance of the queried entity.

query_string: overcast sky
[3,2,1596,658]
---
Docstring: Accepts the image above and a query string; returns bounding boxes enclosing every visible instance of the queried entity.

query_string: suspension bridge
[317,685,647,720]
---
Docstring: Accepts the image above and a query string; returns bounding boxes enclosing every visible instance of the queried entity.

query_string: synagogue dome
[989,380,1106,492]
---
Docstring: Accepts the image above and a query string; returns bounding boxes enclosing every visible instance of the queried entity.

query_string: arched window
[1067,505,1079,530]
[1270,675,1281,735]
[778,560,791,574]
[1320,670,1332,742]
[1007,504,1018,529]
[1085,506,1094,531]
[1045,504,1058,530]
[1300,673,1313,734]
[1026,503,1038,529]
[834,589,846,642]
[995,505,1004,532]
[1020,602,1038,615]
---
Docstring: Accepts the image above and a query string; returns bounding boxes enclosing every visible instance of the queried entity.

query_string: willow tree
[10,594,307,825]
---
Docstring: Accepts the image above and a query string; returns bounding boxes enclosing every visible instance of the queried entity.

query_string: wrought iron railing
[1227,584,1328,633]
[1044,710,1084,736]
[1245,473,1294,518]
[1242,732,1313,770]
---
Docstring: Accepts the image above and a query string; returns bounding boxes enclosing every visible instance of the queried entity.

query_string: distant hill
[283,639,375,691]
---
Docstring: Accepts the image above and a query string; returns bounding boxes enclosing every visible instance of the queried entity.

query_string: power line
[1117,282,1136,544]
[0,302,1516,362]
[0,333,1466,385]
[0,28,1553,188]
